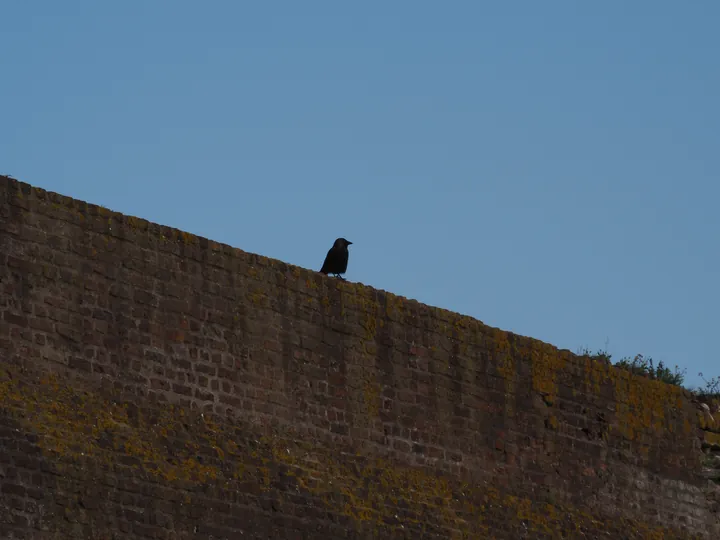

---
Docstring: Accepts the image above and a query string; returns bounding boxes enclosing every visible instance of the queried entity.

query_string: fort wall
[0,175,718,538]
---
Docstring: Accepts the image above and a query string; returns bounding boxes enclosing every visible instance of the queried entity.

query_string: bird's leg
[336,274,346,281]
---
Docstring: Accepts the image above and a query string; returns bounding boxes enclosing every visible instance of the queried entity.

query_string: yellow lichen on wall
[250,288,267,307]
[179,230,198,245]
[491,328,515,383]
[0,374,219,483]
[488,327,569,404]
[351,284,380,316]
[584,355,611,396]
[361,312,377,343]
[529,343,567,405]
[614,375,681,440]
[698,409,719,432]
[479,321,695,449]
[581,358,686,441]
[126,215,149,231]
[704,430,720,447]
[362,378,380,419]
[384,292,405,321]
[305,277,319,290]
[0,371,467,532]
[0,370,696,538]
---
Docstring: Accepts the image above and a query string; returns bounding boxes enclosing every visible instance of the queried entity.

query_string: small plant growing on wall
[579,345,720,402]
[613,354,686,386]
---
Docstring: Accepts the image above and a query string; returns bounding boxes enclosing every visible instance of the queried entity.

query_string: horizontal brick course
[0,174,718,538]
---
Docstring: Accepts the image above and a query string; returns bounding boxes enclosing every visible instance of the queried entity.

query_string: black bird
[320,238,353,279]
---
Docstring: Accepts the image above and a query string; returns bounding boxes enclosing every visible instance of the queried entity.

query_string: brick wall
[0,174,718,539]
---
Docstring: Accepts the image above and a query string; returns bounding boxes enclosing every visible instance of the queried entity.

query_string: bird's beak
[347,241,353,245]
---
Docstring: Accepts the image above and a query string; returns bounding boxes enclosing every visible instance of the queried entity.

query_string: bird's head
[335,237,352,248]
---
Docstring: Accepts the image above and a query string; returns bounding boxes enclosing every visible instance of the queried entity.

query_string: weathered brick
[68,356,92,372]
[0,175,715,540]
[2,483,27,496]
[4,311,29,327]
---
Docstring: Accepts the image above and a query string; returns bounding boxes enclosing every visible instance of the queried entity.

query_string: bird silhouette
[320,238,353,279]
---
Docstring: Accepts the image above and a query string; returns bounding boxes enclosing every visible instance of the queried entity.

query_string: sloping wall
[0,175,718,539]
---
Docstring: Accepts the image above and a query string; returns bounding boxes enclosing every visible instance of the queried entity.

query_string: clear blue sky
[2,2,718,388]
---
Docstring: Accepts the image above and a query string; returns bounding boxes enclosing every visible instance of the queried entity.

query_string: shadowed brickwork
[0,175,718,539]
